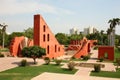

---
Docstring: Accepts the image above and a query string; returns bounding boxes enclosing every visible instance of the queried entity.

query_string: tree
[24,27,33,39]
[108,18,120,46]
[70,34,83,40]
[100,30,104,45]
[55,33,69,45]
[22,46,46,64]
[7,32,24,47]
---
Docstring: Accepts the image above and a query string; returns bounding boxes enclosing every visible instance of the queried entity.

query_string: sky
[0,0,120,34]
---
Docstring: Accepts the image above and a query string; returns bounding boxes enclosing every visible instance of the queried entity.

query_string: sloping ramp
[73,40,90,58]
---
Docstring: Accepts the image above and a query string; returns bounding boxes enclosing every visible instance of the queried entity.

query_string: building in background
[84,26,97,35]
[70,27,79,35]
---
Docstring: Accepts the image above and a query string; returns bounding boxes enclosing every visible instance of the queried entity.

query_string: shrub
[67,61,75,70]
[93,46,98,50]
[44,57,50,65]
[117,47,120,51]
[0,53,4,57]
[20,59,27,67]
[99,57,104,62]
[83,55,90,60]
[55,59,62,65]
[94,64,101,72]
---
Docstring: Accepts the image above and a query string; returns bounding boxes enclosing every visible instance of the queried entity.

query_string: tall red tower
[34,14,64,59]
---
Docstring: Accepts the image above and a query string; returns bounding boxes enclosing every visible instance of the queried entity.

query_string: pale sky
[0,0,120,34]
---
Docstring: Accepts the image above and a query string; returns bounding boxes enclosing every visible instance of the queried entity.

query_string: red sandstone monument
[67,37,97,58]
[98,46,114,61]
[34,14,64,59]
[9,14,98,59]
[10,14,64,58]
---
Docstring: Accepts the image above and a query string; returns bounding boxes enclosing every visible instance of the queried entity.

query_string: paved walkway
[32,49,119,80]
[0,49,119,80]
[87,49,116,72]
[32,72,119,80]
[0,57,44,72]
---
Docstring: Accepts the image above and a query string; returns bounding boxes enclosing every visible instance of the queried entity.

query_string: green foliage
[0,64,77,80]
[93,46,98,50]
[83,55,90,60]
[70,34,83,40]
[0,53,4,57]
[114,48,120,60]
[55,33,84,45]
[24,27,33,39]
[94,64,101,72]
[22,46,46,58]
[22,46,46,64]
[20,59,27,67]
[91,68,120,78]
[44,57,50,65]
[0,48,9,52]
[7,32,24,47]
[117,46,120,51]
[86,32,108,45]
[67,61,75,70]
[55,59,62,65]
[99,57,104,62]
[116,58,120,67]
[55,33,69,45]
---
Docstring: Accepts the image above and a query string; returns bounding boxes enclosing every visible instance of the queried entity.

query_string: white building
[70,27,79,35]
[84,26,97,35]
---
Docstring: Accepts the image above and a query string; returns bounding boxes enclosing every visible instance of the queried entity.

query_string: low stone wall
[75,63,105,68]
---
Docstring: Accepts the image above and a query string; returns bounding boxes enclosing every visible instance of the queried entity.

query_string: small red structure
[9,36,33,57]
[67,37,97,58]
[98,46,114,61]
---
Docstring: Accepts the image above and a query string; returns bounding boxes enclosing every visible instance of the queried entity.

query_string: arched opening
[43,34,45,42]
[88,43,90,52]
[55,45,57,52]
[58,47,60,52]
[43,25,46,32]
[47,45,49,54]
[104,52,108,59]
[47,34,50,41]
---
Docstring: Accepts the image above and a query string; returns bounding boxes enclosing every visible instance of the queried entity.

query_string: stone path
[32,72,119,80]
[32,49,119,80]
[0,49,119,80]
[0,57,44,72]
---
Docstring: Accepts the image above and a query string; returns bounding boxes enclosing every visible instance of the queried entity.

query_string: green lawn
[114,48,120,59]
[90,48,120,78]
[0,64,77,80]
[0,48,9,52]
[90,68,120,78]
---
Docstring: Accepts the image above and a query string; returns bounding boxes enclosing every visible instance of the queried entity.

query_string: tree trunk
[33,58,36,64]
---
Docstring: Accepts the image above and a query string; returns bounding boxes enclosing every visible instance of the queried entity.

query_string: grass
[70,58,88,61]
[114,48,120,59]
[0,64,77,80]
[90,48,120,78]
[52,58,87,63]
[0,48,9,52]
[90,68,120,78]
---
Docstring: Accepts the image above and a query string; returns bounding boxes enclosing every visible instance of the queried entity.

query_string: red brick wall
[34,14,64,59]
[98,46,114,61]
[9,36,25,56]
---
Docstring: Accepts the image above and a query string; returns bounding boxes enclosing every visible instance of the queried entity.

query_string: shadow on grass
[12,61,38,67]
[62,68,72,71]
[43,63,63,66]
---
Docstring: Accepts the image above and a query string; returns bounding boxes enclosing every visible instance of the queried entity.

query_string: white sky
[0,0,120,34]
